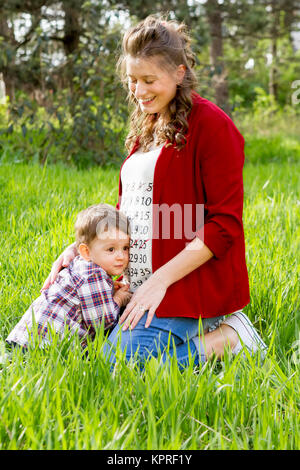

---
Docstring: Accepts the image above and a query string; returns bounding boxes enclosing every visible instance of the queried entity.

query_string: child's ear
[78,243,90,261]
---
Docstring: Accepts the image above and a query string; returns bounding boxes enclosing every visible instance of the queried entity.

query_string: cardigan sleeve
[195,120,245,259]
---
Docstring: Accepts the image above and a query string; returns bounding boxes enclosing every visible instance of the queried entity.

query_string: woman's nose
[134,81,147,99]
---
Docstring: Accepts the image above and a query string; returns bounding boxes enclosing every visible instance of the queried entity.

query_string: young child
[6,204,131,349]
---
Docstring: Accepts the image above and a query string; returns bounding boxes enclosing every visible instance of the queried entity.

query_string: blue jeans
[102,313,224,370]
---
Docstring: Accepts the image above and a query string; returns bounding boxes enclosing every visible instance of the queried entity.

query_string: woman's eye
[128,79,154,86]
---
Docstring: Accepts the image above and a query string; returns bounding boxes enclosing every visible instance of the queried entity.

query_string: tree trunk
[62,2,81,56]
[268,0,279,100]
[61,2,81,101]
[269,34,278,99]
[0,11,16,101]
[205,0,231,117]
[282,0,298,48]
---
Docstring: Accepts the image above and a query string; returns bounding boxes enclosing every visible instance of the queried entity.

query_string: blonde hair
[118,15,197,152]
[75,204,130,248]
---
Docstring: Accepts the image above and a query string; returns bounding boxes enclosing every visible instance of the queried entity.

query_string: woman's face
[126,55,185,116]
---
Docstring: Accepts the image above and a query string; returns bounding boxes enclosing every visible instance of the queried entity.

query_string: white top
[120,143,164,292]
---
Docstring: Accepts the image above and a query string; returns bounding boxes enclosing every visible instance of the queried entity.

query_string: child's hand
[113,274,130,291]
[113,280,125,291]
[113,285,132,307]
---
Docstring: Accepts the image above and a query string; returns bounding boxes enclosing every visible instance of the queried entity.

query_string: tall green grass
[0,158,299,450]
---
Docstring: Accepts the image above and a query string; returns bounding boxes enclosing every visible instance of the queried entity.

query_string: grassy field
[0,155,299,450]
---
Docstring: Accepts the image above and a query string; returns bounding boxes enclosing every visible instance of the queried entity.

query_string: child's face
[86,229,130,277]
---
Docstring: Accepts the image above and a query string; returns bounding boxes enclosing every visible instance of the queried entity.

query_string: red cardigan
[117,93,250,318]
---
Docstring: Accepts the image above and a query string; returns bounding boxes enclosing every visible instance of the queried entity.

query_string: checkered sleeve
[77,270,120,333]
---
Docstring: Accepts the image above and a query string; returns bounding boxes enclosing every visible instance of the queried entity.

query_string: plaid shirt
[6,256,120,349]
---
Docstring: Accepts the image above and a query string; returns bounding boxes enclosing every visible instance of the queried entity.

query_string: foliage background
[0,0,300,166]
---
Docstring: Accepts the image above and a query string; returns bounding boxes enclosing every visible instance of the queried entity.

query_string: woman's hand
[119,273,168,331]
[41,242,78,291]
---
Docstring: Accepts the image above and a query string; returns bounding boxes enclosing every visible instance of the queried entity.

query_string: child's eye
[108,247,114,252]
[123,246,129,251]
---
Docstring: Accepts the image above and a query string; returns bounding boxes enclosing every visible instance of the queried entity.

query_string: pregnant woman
[43,16,267,368]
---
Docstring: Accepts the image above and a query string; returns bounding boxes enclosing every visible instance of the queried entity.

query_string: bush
[244,134,300,165]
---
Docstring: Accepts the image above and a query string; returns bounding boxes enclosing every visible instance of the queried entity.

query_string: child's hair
[117,15,198,152]
[75,204,130,248]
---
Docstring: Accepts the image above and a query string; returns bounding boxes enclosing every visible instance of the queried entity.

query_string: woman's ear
[176,64,186,85]
[78,243,90,261]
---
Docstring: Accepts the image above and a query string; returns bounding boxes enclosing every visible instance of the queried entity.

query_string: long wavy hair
[117,15,198,152]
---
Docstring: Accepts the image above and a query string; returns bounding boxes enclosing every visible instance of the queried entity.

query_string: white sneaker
[221,311,267,358]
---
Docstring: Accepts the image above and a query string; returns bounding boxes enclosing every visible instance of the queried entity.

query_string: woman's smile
[139,96,156,106]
